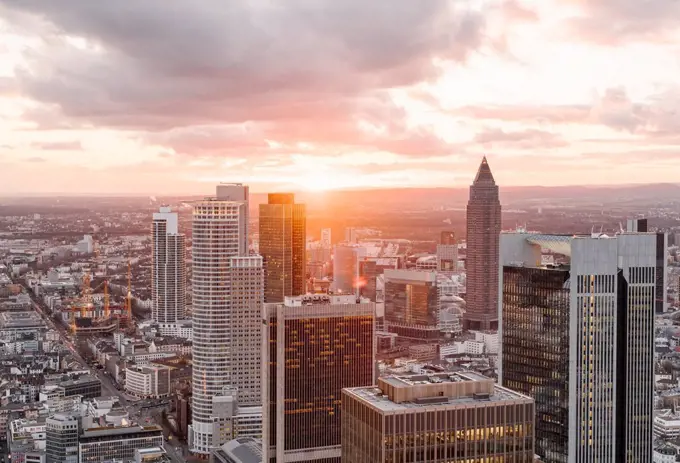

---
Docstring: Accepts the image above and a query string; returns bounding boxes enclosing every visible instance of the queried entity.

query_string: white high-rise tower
[152,206,186,324]
[189,184,263,455]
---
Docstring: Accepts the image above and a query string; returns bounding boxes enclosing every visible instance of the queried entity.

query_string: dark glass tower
[502,266,570,462]
[259,193,307,302]
[464,156,501,331]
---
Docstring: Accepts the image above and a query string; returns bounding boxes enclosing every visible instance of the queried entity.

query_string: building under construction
[61,267,134,336]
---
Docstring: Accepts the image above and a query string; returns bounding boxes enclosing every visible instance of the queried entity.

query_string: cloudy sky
[1,0,679,195]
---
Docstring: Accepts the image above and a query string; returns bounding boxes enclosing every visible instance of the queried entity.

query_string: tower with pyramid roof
[464,156,501,331]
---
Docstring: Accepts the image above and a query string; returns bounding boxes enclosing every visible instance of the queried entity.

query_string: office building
[383,269,440,340]
[263,294,376,462]
[45,414,79,463]
[342,372,535,462]
[228,255,264,406]
[627,218,669,313]
[500,229,660,462]
[78,425,163,463]
[345,227,358,244]
[152,206,187,324]
[190,184,263,455]
[259,193,306,302]
[437,231,458,273]
[59,375,101,399]
[124,365,171,399]
[333,244,366,294]
[464,156,501,330]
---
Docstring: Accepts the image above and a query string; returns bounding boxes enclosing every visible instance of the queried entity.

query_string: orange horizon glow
[1,1,679,195]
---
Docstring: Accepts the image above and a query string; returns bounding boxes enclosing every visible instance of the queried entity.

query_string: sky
[0,0,679,195]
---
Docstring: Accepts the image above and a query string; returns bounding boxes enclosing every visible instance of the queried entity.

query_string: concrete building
[45,414,79,463]
[499,227,661,462]
[341,372,535,462]
[78,425,163,463]
[259,193,306,303]
[383,269,440,340]
[152,206,187,324]
[8,418,46,463]
[263,294,376,462]
[190,185,263,455]
[464,156,501,331]
[58,375,101,400]
[124,365,171,399]
[654,409,680,439]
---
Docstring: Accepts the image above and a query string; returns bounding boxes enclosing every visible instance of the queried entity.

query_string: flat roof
[345,372,533,413]
[81,425,162,439]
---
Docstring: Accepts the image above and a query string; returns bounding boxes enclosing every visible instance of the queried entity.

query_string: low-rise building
[342,372,535,462]
[125,365,171,399]
[78,424,163,463]
[655,409,680,440]
[7,417,47,463]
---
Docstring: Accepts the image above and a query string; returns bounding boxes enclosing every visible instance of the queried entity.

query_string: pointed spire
[473,156,496,184]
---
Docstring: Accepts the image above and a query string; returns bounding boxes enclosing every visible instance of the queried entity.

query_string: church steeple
[473,156,496,184]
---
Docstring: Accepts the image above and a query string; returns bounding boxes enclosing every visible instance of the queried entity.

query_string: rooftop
[344,372,533,413]
[81,424,162,439]
[213,437,262,463]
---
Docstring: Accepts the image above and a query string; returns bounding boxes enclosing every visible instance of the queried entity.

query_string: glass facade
[259,194,306,303]
[79,428,163,463]
[61,378,101,399]
[46,416,79,463]
[384,274,439,340]
[268,313,374,452]
[501,266,570,463]
[342,390,535,462]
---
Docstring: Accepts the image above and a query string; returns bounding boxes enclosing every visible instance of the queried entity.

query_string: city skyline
[2,1,680,195]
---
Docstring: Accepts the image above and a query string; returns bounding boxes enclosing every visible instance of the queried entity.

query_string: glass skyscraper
[259,193,306,303]
[499,228,661,462]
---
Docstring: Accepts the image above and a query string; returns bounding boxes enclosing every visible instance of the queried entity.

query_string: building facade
[152,206,187,324]
[78,425,163,463]
[342,372,535,462]
[500,230,660,462]
[45,414,79,463]
[190,184,263,455]
[124,365,171,399]
[464,156,501,330]
[259,193,306,303]
[263,294,376,462]
[332,244,366,295]
[383,269,440,340]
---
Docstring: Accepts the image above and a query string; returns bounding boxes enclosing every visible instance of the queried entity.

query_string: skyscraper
[499,229,660,462]
[152,206,186,324]
[464,156,501,331]
[190,184,263,455]
[263,294,376,462]
[342,372,535,462]
[259,193,306,303]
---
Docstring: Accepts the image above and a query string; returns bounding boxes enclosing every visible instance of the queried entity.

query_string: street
[19,278,190,462]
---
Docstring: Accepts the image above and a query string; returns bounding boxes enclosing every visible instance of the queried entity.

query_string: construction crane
[63,272,94,333]
[125,259,133,323]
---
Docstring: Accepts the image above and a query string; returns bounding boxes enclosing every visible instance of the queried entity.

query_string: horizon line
[0,181,679,199]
